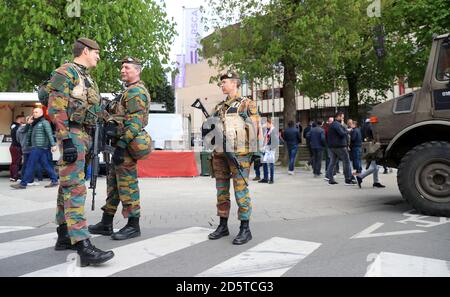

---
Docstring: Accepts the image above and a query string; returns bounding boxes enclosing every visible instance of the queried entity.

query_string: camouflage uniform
[102,80,151,219]
[211,94,261,221]
[48,63,102,244]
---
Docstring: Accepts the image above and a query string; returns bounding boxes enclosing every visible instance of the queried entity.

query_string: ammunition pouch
[127,130,153,161]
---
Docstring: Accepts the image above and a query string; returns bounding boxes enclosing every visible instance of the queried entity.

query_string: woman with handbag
[259,118,277,184]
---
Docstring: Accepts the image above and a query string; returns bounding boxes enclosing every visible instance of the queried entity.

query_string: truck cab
[365,33,450,216]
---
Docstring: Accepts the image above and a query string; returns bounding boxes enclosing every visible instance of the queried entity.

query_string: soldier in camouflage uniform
[208,72,262,245]
[47,38,114,267]
[89,57,151,241]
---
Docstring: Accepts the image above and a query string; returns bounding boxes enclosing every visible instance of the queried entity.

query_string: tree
[0,0,176,92]
[202,0,338,126]
[149,78,176,113]
[383,0,450,87]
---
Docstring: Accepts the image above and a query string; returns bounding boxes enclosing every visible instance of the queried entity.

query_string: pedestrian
[283,120,301,175]
[296,121,303,144]
[356,123,385,188]
[11,108,58,189]
[16,115,43,185]
[303,121,314,170]
[309,120,326,177]
[252,155,262,181]
[326,112,356,185]
[89,57,152,241]
[259,118,277,183]
[9,115,25,182]
[350,121,363,174]
[46,37,114,266]
[207,71,261,245]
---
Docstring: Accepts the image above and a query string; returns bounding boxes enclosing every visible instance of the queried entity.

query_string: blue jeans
[21,153,44,183]
[20,148,58,186]
[351,146,362,173]
[263,163,274,181]
[326,147,352,182]
[287,145,298,171]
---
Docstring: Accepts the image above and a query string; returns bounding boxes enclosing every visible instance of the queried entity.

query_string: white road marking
[197,237,321,277]
[22,227,213,277]
[0,226,35,234]
[350,222,426,239]
[0,232,100,260]
[365,252,450,277]
[396,210,450,228]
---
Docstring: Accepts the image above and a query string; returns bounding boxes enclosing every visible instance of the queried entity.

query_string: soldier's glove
[104,121,118,139]
[62,138,77,164]
[112,147,125,166]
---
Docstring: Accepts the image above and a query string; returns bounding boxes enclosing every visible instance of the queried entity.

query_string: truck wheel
[398,141,450,217]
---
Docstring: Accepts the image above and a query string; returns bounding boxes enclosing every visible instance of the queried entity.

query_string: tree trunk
[346,71,359,120]
[282,62,297,128]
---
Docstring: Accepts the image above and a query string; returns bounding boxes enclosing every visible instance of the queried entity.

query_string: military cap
[220,71,240,81]
[121,57,142,66]
[76,38,100,50]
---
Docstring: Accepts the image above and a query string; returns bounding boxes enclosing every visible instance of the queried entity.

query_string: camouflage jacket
[47,63,102,141]
[107,81,151,149]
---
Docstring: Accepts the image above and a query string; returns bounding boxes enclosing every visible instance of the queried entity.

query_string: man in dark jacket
[350,121,363,173]
[325,112,356,185]
[9,115,25,182]
[283,121,301,174]
[309,120,326,176]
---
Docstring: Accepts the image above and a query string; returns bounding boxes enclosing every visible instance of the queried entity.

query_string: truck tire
[397,141,450,217]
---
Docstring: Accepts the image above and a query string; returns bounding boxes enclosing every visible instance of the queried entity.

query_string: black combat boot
[232,220,252,245]
[111,217,141,240]
[75,238,115,267]
[208,217,229,240]
[54,224,76,251]
[88,213,114,236]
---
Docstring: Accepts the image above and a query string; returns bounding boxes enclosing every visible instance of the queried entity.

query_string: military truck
[364,33,450,217]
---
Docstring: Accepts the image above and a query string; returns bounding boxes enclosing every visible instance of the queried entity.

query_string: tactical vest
[67,64,101,126]
[108,81,152,160]
[215,97,253,155]
[108,82,150,125]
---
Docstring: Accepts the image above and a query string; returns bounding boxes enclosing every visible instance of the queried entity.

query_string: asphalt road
[0,167,449,277]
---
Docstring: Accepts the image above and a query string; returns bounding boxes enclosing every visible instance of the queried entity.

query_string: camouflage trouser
[212,153,252,221]
[102,149,140,218]
[55,127,91,244]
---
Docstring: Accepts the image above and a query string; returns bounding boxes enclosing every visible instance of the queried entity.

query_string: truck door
[431,37,450,119]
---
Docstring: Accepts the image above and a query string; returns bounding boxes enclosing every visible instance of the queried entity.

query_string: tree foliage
[0,0,176,92]
[202,0,450,121]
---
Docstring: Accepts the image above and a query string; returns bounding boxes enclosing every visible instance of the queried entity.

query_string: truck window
[436,40,450,81]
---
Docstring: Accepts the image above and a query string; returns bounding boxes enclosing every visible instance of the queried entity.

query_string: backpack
[37,78,51,107]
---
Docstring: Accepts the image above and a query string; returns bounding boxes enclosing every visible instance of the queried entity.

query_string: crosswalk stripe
[0,226,35,234]
[22,227,213,277]
[197,237,321,277]
[365,252,450,277]
[0,232,101,261]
